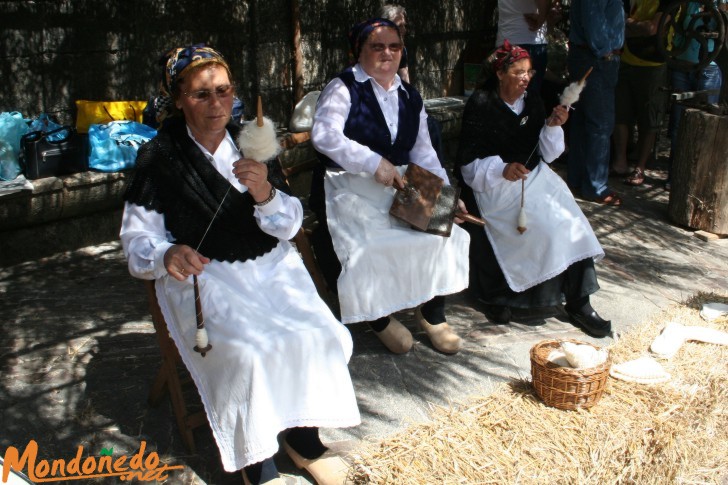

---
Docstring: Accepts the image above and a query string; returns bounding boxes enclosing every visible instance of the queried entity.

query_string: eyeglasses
[183,84,235,101]
[366,42,403,53]
[511,69,537,79]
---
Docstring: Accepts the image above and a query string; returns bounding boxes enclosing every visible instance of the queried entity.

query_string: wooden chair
[280,146,330,299]
[145,280,208,453]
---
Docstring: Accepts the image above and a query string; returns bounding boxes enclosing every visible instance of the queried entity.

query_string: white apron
[155,242,361,471]
[324,169,470,323]
[473,162,604,292]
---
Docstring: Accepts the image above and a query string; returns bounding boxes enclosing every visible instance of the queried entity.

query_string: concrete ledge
[0,96,468,267]
[0,172,129,266]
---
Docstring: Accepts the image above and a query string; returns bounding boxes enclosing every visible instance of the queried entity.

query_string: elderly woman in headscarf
[454,41,612,338]
[119,44,360,485]
[310,18,470,355]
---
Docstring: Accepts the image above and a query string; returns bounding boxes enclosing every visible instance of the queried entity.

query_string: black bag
[20,126,88,180]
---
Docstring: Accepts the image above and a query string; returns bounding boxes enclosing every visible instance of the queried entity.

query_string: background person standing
[567,0,625,205]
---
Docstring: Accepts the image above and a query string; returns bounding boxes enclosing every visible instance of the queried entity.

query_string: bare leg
[611,124,630,174]
[625,129,656,186]
[635,130,656,172]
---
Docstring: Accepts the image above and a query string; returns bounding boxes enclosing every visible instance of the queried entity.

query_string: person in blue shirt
[567,0,626,206]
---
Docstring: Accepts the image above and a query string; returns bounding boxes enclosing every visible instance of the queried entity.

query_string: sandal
[590,192,622,206]
[624,168,645,186]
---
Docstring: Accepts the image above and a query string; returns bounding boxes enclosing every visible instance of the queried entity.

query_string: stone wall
[0,0,497,126]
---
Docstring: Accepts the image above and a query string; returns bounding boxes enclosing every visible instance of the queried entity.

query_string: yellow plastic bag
[75,100,147,133]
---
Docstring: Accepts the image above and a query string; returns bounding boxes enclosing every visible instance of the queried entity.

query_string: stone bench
[0,96,467,267]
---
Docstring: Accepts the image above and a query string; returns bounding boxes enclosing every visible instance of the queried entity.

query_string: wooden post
[668,108,728,235]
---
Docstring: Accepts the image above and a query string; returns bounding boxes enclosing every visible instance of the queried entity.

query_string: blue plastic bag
[27,113,70,142]
[0,112,30,180]
[88,121,157,172]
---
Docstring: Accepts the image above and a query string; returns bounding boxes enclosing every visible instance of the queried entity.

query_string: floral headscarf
[489,40,530,72]
[154,44,231,124]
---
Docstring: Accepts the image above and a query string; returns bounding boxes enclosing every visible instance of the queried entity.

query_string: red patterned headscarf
[489,40,530,72]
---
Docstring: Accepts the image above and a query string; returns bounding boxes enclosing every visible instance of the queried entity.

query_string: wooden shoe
[282,440,351,485]
[373,316,413,354]
[415,307,462,354]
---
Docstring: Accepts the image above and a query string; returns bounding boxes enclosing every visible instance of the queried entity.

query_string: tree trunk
[668,108,728,235]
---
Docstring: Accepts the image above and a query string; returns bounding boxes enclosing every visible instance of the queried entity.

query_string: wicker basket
[530,339,611,410]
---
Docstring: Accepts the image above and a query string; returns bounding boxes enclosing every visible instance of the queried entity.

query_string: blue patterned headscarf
[162,44,230,95]
[348,18,400,62]
[153,44,231,124]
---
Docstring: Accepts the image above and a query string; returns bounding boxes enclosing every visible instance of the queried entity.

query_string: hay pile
[349,293,728,484]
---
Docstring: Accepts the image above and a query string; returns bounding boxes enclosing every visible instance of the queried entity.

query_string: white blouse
[311,63,449,183]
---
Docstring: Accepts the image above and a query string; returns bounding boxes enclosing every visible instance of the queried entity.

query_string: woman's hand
[233,158,273,202]
[164,244,211,281]
[547,104,569,127]
[503,162,530,182]
[453,199,468,224]
[374,158,404,189]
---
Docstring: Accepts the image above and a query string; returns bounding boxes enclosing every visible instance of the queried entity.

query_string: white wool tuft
[517,207,527,229]
[559,80,586,107]
[196,327,209,349]
[237,116,281,162]
[561,341,608,369]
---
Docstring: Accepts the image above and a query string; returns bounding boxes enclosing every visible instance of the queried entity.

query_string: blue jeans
[668,64,723,177]
[567,48,620,199]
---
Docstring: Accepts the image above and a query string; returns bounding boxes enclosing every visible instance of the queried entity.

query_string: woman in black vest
[120,45,360,485]
[311,18,470,355]
[454,41,612,338]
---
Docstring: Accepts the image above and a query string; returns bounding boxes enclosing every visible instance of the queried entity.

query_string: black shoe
[483,304,512,324]
[565,306,612,338]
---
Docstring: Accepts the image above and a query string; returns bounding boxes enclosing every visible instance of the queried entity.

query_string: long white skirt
[325,169,470,323]
[473,162,604,293]
[155,241,361,471]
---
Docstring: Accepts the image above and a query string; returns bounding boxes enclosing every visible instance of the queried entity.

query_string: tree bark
[668,108,728,235]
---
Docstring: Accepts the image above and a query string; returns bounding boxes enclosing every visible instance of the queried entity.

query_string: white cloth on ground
[650,321,728,359]
[120,127,360,471]
[324,168,469,323]
[610,356,671,384]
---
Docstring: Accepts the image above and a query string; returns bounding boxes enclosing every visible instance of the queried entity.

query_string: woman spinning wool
[310,18,470,355]
[120,45,360,485]
[454,41,611,338]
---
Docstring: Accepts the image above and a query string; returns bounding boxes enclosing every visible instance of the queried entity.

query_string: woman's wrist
[254,184,276,206]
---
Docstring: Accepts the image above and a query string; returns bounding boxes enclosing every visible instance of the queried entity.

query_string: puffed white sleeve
[410,107,449,183]
[538,125,565,164]
[253,189,303,241]
[311,78,383,175]
[120,202,174,280]
[460,155,510,192]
